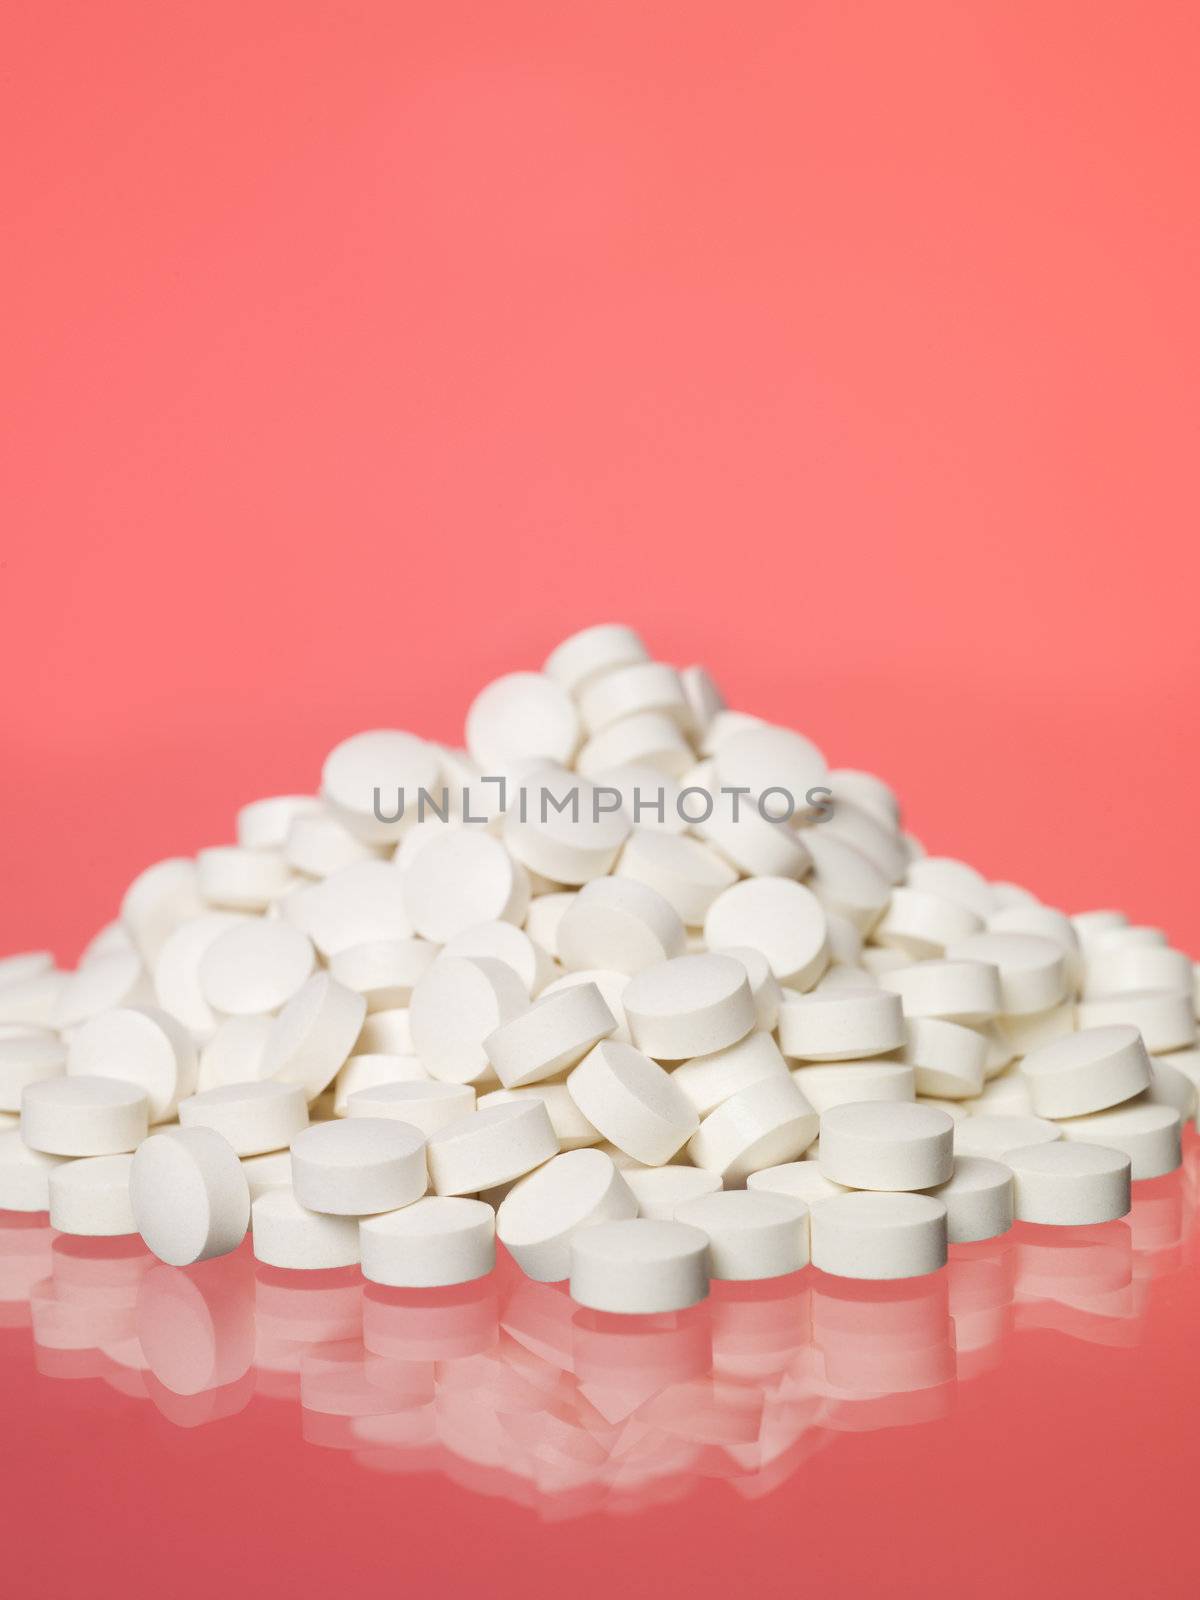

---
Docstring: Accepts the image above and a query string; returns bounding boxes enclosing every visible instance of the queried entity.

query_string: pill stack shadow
[1,1143,1197,1515]
[2,622,1200,1317]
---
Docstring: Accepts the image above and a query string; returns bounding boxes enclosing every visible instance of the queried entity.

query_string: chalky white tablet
[899,1017,989,1099]
[361,1196,496,1287]
[1019,1024,1151,1119]
[680,663,725,732]
[790,1061,915,1114]
[675,1189,809,1280]
[237,795,323,851]
[290,1117,427,1215]
[1072,909,1128,947]
[821,799,909,882]
[262,973,367,1099]
[1076,990,1196,1054]
[621,1164,723,1220]
[346,1080,474,1137]
[478,1083,599,1149]
[576,712,694,780]
[409,956,528,1084]
[403,830,528,943]
[1143,1056,1197,1118]
[198,919,315,1018]
[802,832,891,933]
[0,1128,68,1209]
[327,937,440,1012]
[335,1055,430,1118]
[251,1188,361,1269]
[284,860,413,957]
[818,1102,954,1191]
[590,765,689,836]
[616,829,737,926]
[945,932,1069,1016]
[545,624,649,695]
[120,857,203,964]
[503,772,630,886]
[925,1156,1013,1243]
[484,982,616,1087]
[623,954,755,1059]
[241,1149,292,1201]
[524,891,577,957]
[0,1032,66,1111]
[557,878,686,976]
[703,878,829,990]
[687,1075,819,1182]
[196,1015,273,1090]
[1083,943,1193,1000]
[694,794,813,880]
[321,729,441,843]
[285,810,385,877]
[196,846,291,911]
[810,1192,948,1280]
[746,1162,848,1205]
[569,1218,709,1312]
[879,959,1002,1024]
[47,1154,137,1236]
[426,1101,558,1196]
[670,1030,790,1117]
[67,1004,197,1124]
[355,1007,414,1055]
[441,922,552,997]
[906,857,996,919]
[715,946,782,1032]
[0,969,66,1027]
[579,661,690,735]
[178,1081,309,1156]
[874,889,984,959]
[1006,1142,1131,1225]
[996,1001,1076,1056]
[567,1041,699,1164]
[53,950,153,1030]
[0,951,53,989]
[953,1113,1062,1159]
[153,911,248,1034]
[466,672,581,772]
[713,723,828,819]
[22,1076,150,1156]
[1056,1101,1182,1179]
[496,1149,638,1281]
[130,1126,251,1265]
[776,988,904,1061]
[539,969,632,1043]
[827,768,901,829]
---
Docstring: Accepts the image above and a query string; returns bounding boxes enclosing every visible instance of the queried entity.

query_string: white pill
[874,889,984,959]
[557,878,686,976]
[540,968,632,1043]
[790,1061,916,1113]
[703,878,829,990]
[0,1032,66,1111]
[676,1189,809,1281]
[799,832,889,933]
[906,856,996,919]
[953,1113,1062,1159]
[503,772,630,886]
[22,1076,149,1155]
[465,671,580,771]
[576,712,694,780]
[327,938,440,1012]
[262,973,367,1100]
[120,857,204,964]
[544,623,649,695]
[48,1154,137,1236]
[66,1004,197,1124]
[355,1007,413,1055]
[997,1001,1076,1055]
[178,1081,309,1155]
[1144,1056,1197,1118]
[713,722,828,815]
[196,846,291,911]
[616,830,737,926]
[590,765,690,836]
[130,1126,250,1265]
[197,1015,273,1091]
[497,1148,638,1280]
[623,954,755,1060]
[687,1075,819,1182]
[250,1186,359,1268]
[1019,1024,1151,1119]
[694,794,813,880]
[347,1080,474,1136]
[711,946,782,1033]
[284,860,413,957]
[878,959,1002,1024]
[569,1218,709,1312]
[818,1102,954,1191]
[0,950,54,989]
[285,810,386,877]
[197,920,315,1019]
[478,1082,599,1151]
[290,1116,427,1215]
[1076,990,1196,1054]
[402,830,527,944]
[241,1149,292,1201]
[1006,1142,1131,1225]
[0,968,67,1027]
[747,1162,848,1205]
[53,950,153,1030]
[924,1156,1013,1243]
[333,1052,427,1113]
[426,1101,558,1195]
[945,932,1069,1015]
[321,729,441,842]
[1083,943,1193,1000]
[409,955,528,1085]
[360,1196,495,1287]
[153,911,248,1034]
[777,988,904,1061]
[1056,1101,1182,1179]
[1072,909,1128,946]
[524,891,577,957]
[671,1030,790,1117]
[0,1128,68,1209]
[484,982,616,1088]
[810,1192,948,1280]
[622,1164,723,1219]
[822,800,909,882]
[898,1017,989,1099]
[441,922,552,997]
[237,795,323,851]
[567,1040,698,1164]
[677,664,725,736]
[860,945,914,979]
[826,770,900,831]
[579,661,690,735]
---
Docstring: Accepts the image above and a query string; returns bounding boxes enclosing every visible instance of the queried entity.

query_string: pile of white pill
[2,622,1197,1312]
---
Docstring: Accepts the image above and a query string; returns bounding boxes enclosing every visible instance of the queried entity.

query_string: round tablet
[120,857,203,964]
[66,1004,197,1124]
[262,973,367,1100]
[321,729,442,842]
[557,878,686,976]
[566,1041,698,1165]
[1076,990,1196,1054]
[153,911,248,1034]
[196,847,292,912]
[1006,1142,1131,1225]
[802,833,892,937]
[879,959,1003,1024]
[237,795,323,851]
[426,1101,558,1196]
[623,954,755,1060]
[697,793,813,880]
[924,1156,1013,1243]
[622,1164,723,1220]
[240,1149,292,1201]
[290,1118,428,1215]
[818,1102,954,1191]
[953,1113,1062,1159]
[827,768,901,829]
[496,1149,638,1281]
[466,672,581,772]
[687,1075,819,1182]
[590,765,689,836]
[409,956,529,1084]
[355,1008,414,1056]
[524,891,577,957]
[821,800,909,883]
[713,724,828,817]
[810,1192,948,1280]
[178,1081,309,1156]
[671,1030,790,1117]
[1019,1024,1151,1119]
[790,1062,916,1114]
[197,920,315,1019]
[575,712,694,780]
[715,946,783,1032]
[196,1015,274,1091]
[616,829,737,926]
[1083,944,1193,999]
[906,857,996,919]
[579,661,690,737]
[945,932,1069,1016]
[0,1032,66,1111]
[346,1080,474,1137]
[899,1018,989,1099]
[285,810,386,877]
[484,982,616,1088]
[283,860,413,957]
[1056,1101,1182,1179]
[874,889,984,959]
[0,950,54,989]
[540,968,632,1043]
[403,831,528,944]
[360,1196,496,1287]
[675,1190,809,1280]
[544,623,649,695]
[53,950,153,1030]
[703,878,830,989]
[442,922,552,997]
[1144,1056,1197,1119]
[0,1128,68,1209]
[746,1162,848,1205]
[327,938,440,1012]
[47,1154,137,1236]
[251,1188,361,1270]
[503,772,631,886]
[569,1218,710,1312]
[22,1076,149,1156]
[777,989,904,1061]
[130,1126,251,1266]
